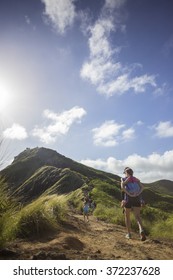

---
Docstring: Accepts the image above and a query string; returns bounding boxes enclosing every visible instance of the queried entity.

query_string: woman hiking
[121,167,146,241]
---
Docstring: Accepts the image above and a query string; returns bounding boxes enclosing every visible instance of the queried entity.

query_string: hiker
[121,167,145,207]
[83,197,90,222]
[121,167,146,241]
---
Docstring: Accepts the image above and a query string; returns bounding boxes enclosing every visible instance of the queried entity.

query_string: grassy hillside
[145,180,173,196]
[0,147,173,247]
[0,147,119,187]
[12,166,85,203]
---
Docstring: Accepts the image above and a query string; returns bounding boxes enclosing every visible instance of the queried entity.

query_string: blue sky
[0,0,173,182]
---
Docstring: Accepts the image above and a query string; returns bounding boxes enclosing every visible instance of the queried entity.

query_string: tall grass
[66,188,84,212]
[10,195,68,239]
[150,214,173,240]
[0,179,18,246]
[93,203,124,225]
[0,191,68,246]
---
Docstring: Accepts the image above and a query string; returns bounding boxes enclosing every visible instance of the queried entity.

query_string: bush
[93,203,124,225]
[0,180,18,246]
[66,188,84,213]
[150,214,173,240]
[1,195,68,242]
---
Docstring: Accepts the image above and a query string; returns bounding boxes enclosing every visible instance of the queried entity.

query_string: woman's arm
[121,177,130,190]
[137,182,144,194]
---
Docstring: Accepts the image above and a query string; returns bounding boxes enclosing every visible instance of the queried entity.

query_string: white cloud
[81,57,121,87]
[97,74,156,96]
[32,106,86,144]
[80,0,157,97]
[154,121,173,138]
[153,83,168,96]
[122,127,135,141]
[88,18,115,58]
[80,15,123,94]
[92,120,136,147]
[136,120,144,126]
[41,0,76,34]
[3,123,28,140]
[81,150,173,183]
[92,120,125,147]
[130,75,157,92]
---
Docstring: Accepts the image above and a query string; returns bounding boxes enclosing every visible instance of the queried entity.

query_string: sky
[0,0,173,183]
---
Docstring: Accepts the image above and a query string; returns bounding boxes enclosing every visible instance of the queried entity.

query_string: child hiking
[83,197,90,222]
[121,167,146,241]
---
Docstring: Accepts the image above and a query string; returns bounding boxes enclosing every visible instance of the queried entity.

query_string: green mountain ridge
[0,147,119,203]
[146,180,173,196]
[0,147,173,202]
[0,147,173,211]
[13,166,85,203]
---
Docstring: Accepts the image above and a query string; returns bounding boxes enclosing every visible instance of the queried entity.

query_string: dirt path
[1,214,173,260]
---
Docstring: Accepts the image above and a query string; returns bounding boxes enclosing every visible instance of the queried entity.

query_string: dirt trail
[1,214,173,260]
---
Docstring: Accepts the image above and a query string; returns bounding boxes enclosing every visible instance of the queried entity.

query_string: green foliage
[138,206,171,237]
[90,179,121,206]
[146,180,173,196]
[0,193,68,245]
[0,180,18,246]
[85,179,124,225]
[94,204,124,225]
[66,188,84,212]
[14,195,67,238]
[152,201,173,212]
[150,214,173,240]
[48,169,84,194]
[142,188,173,211]
[0,180,14,213]
[141,206,168,222]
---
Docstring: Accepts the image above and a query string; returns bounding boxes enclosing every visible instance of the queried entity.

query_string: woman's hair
[124,167,133,176]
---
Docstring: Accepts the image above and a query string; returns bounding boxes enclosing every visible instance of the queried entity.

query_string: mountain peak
[0,147,120,202]
[13,147,60,163]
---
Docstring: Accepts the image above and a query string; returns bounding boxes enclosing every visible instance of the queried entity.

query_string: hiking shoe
[125,233,131,239]
[140,231,146,241]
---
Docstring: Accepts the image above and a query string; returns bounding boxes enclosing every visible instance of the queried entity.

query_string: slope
[1,213,173,260]
[13,166,85,203]
[146,180,173,196]
[0,147,121,204]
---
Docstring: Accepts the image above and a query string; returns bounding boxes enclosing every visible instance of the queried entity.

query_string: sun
[0,83,12,112]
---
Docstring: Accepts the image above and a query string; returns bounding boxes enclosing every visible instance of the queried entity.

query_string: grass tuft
[0,192,68,245]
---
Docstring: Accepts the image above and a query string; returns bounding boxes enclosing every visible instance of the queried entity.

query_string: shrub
[0,180,18,246]
[66,188,84,213]
[93,203,124,225]
[150,214,173,240]
[1,194,68,241]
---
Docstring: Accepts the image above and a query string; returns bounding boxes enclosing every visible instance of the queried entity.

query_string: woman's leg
[124,208,131,234]
[133,207,146,240]
[133,207,143,232]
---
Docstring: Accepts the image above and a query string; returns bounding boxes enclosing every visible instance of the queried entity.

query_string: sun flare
[0,83,12,112]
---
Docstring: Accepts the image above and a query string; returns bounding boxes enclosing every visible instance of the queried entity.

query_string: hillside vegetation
[0,147,173,258]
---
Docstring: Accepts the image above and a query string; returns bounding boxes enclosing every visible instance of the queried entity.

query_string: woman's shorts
[125,196,141,208]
